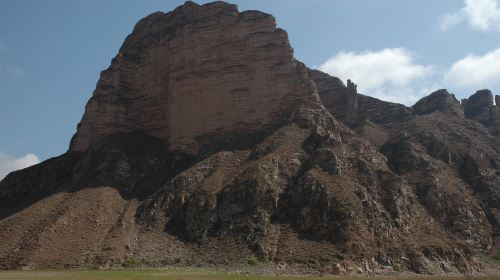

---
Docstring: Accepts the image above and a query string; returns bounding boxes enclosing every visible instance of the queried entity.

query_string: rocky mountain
[69,1,316,154]
[0,1,499,275]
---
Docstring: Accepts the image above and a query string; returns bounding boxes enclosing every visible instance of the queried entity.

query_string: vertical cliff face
[70,1,316,153]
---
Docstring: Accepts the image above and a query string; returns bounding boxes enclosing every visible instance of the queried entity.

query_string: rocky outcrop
[412,89,462,116]
[308,69,359,127]
[0,1,498,275]
[70,1,316,154]
[310,69,413,148]
[309,69,414,128]
[312,69,500,263]
[463,90,495,118]
[462,90,500,136]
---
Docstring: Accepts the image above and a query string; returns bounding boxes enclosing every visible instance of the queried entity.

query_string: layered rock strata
[70,1,316,154]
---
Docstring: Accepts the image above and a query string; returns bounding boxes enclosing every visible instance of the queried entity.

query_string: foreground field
[0,270,498,280]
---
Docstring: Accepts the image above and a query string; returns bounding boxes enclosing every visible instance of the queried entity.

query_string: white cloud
[317,45,500,105]
[440,0,500,32]
[318,48,435,105]
[0,151,40,180]
[444,47,500,90]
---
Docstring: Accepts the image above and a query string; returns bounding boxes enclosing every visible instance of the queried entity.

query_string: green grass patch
[0,269,499,280]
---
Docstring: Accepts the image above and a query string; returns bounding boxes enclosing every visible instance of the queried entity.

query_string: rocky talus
[0,1,498,275]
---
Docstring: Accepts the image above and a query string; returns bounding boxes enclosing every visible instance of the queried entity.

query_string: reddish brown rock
[69,1,316,154]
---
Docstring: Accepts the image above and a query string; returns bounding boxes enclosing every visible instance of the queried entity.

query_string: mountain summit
[1,1,499,275]
[69,1,316,154]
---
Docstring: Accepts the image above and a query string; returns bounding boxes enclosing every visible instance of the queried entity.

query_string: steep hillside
[311,68,500,260]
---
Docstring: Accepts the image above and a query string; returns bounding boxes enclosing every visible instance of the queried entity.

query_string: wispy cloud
[0,37,24,79]
[0,151,40,180]
[440,12,464,30]
[7,65,24,78]
[0,63,25,79]
[440,0,500,32]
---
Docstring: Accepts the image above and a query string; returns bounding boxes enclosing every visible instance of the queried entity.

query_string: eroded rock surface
[311,69,500,265]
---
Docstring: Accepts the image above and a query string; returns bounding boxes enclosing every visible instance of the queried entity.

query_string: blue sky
[1,0,500,177]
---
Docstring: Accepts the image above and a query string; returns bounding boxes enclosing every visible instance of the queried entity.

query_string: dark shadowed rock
[464,90,494,111]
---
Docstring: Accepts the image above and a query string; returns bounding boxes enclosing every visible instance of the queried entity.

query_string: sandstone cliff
[69,1,316,154]
[0,1,498,275]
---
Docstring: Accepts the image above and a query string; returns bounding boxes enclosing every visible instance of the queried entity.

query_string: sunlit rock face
[70,1,316,153]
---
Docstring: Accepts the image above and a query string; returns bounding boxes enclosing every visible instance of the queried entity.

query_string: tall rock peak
[464,89,494,109]
[462,89,500,135]
[345,79,358,121]
[69,1,315,153]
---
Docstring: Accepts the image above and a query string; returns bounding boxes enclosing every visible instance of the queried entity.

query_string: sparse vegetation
[247,256,259,266]
[261,255,271,265]
[392,262,402,271]
[312,260,321,270]
[121,256,143,268]
[491,254,500,261]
